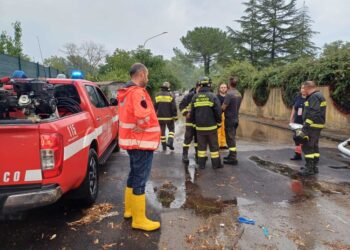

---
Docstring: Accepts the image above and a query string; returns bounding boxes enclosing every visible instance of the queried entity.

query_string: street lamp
[143,32,168,47]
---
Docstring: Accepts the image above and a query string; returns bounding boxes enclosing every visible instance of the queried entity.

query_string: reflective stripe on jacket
[154,90,177,120]
[190,87,222,131]
[117,82,160,150]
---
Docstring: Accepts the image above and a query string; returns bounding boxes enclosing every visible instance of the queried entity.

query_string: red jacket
[117,82,160,150]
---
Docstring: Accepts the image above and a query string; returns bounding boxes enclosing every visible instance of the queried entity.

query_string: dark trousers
[224,119,237,153]
[126,150,154,195]
[183,124,197,151]
[302,129,321,161]
[160,120,175,144]
[197,130,220,161]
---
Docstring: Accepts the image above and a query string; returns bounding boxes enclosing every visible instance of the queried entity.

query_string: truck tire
[78,148,99,205]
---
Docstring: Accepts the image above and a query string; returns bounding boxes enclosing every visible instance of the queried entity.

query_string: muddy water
[236,118,337,147]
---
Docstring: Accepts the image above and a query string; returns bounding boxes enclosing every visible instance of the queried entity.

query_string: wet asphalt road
[1,117,350,250]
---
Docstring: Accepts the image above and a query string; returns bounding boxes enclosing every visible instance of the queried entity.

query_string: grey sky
[1,0,350,62]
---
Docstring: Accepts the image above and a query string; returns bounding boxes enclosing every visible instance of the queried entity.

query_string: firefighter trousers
[183,122,197,154]
[196,130,221,168]
[218,113,227,148]
[159,120,175,145]
[302,128,321,163]
[224,119,237,155]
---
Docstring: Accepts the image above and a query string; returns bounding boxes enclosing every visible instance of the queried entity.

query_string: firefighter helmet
[198,76,212,87]
[161,81,171,90]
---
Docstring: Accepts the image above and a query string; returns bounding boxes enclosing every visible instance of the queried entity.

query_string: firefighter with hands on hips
[117,63,161,231]
[294,81,326,176]
[179,82,200,164]
[222,76,242,165]
[190,77,223,169]
[155,81,177,151]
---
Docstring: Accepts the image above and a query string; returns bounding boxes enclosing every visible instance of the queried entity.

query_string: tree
[289,2,318,60]
[258,0,300,64]
[0,21,28,59]
[227,0,267,66]
[180,27,234,75]
[59,41,107,77]
[167,48,202,89]
[44,56,70,73]
[98,47,180,96]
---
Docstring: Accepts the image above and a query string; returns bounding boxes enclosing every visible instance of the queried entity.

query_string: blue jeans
[126,150,154,195]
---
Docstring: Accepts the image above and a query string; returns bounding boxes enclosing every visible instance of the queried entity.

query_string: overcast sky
[1,0,350,62]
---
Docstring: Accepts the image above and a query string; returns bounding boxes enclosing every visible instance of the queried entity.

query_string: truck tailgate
[0,126,42,186]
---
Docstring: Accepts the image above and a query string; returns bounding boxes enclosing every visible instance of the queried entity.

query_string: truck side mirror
[110,98,118,106]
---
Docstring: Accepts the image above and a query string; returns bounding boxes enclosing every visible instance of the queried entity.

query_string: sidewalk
[241,114,349,142]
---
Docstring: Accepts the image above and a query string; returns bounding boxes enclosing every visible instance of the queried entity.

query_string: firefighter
[217,83,228,149]
[190,77,223,169]
[295,81,326,176]
[117,63,161,231]
[155,82,177,151]
[289,85,307,160]
[179,82,199,163]
[222,76,242,165]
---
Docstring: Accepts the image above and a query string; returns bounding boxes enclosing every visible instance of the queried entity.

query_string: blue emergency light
[71,70,84,79]
[12,70,27,78]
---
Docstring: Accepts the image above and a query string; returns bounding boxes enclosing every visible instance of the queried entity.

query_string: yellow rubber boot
[131,194,160,231]
[124,187,133,219]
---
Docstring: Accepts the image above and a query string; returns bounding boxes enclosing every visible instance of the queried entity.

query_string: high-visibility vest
[117,83,160,150]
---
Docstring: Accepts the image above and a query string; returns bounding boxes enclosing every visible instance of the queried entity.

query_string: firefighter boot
[298,159,315,177]
[182,148,189,164]
[290,153,302,161]
[198,157,207,169]
[212,157,223,169]
[223,151,238,165]
[162,142,167,151]
[314,157,319,174]
[166,137,174,150]
[131,194,160,231]
[124,187,132,219]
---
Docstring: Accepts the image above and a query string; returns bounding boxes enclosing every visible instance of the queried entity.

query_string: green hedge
[218,41,350,113]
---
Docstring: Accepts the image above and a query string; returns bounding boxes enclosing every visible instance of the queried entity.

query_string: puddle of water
[236,118,337,148]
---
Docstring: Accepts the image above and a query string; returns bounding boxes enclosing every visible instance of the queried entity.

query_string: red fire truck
[0,76,119,214]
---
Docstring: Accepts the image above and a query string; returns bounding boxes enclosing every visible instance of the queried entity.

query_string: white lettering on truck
[3,171,21,183]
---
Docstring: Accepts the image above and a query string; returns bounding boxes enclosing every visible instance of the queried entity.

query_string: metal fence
[0,53,61,78]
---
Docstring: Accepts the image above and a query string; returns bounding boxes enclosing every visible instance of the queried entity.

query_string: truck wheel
[78,148,99,205]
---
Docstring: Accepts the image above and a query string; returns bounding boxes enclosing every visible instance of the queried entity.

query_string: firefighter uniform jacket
[302,90,326,132]
[179,88,196,126]
[155,90,177,121]
[117,82,161,150]
[190,87,222,131]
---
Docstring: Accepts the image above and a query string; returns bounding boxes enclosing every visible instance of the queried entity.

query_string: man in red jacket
[117,63,161,231]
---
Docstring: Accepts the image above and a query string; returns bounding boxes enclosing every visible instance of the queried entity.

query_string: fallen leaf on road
[178,216,188,221]
[70,227,77,231]
[49,234,57,240]
[144,233,150,237]
[94,239,99,244]
[67,203,118,226]
[287,231,305,247]
[186,234,195,243]
[87,230,101,235]
[102,243,117,249]
[216,184,226,187]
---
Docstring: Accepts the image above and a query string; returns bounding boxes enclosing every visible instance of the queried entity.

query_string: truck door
[84,85,113,156]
